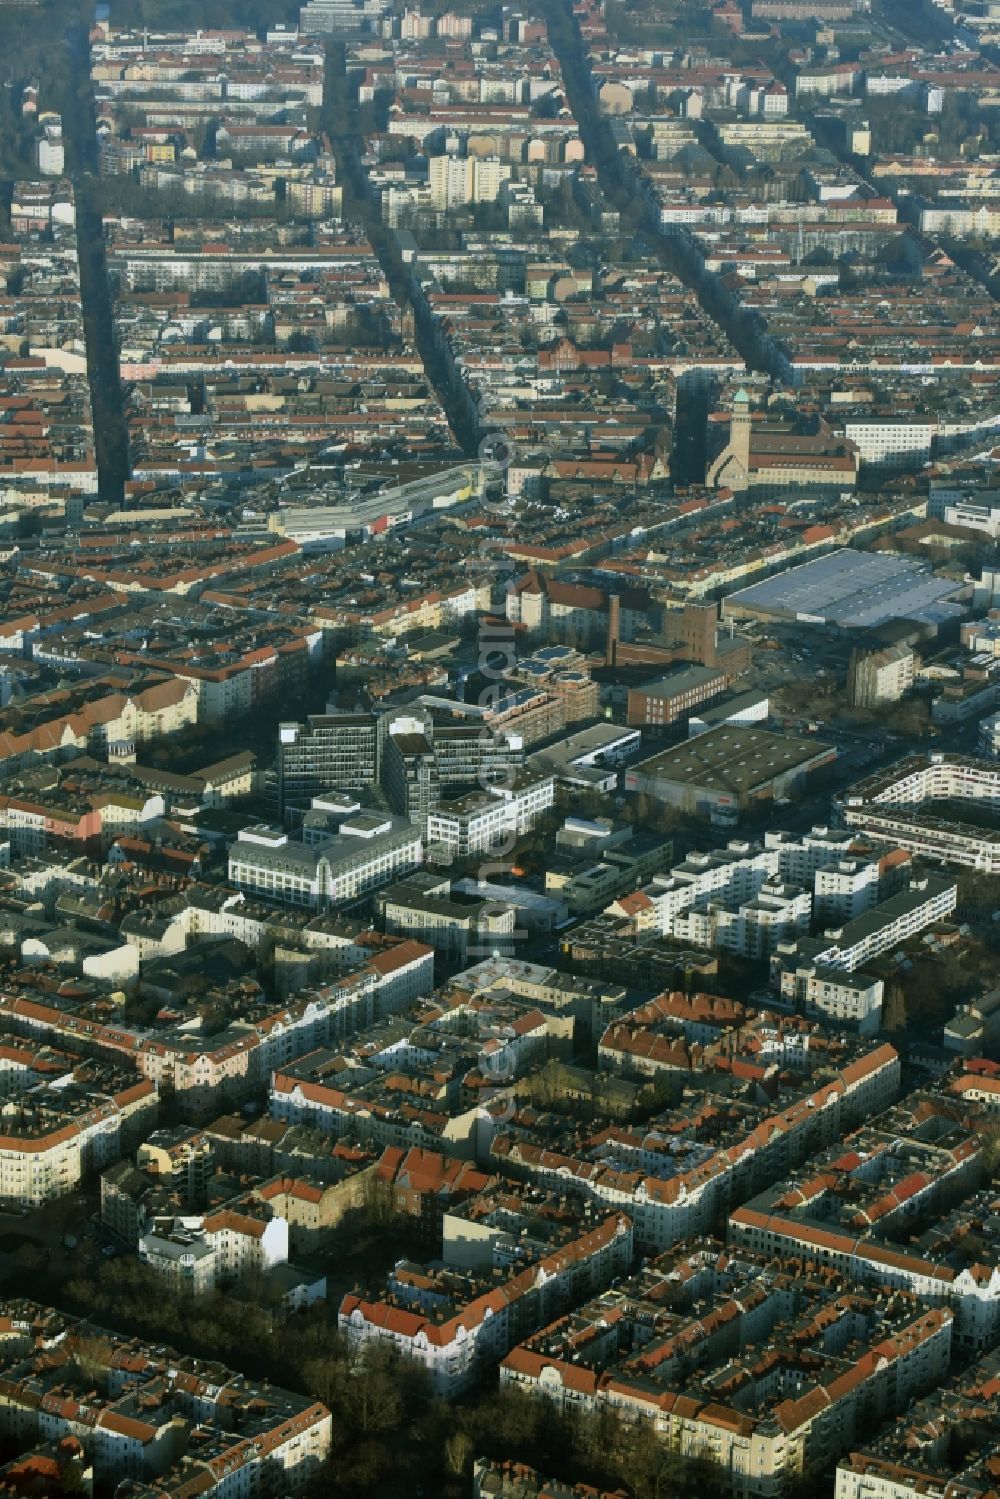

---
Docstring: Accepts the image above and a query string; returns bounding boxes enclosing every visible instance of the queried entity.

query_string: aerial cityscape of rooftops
[1,0,1000,1492]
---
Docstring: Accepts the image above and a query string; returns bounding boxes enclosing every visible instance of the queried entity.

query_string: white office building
[427,773,554,858]
[228,814,422,910]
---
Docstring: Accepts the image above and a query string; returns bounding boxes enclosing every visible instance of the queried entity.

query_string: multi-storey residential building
[848,645,916,708]
[605,827,884,947]
[671,878,812,957]
[598,991,757,1078]
[428,153,511,209]
[500,1246,952,1499]
[491,1042,901,1252]
[377,873,516,962]
[834,1350,1000,1499]
[140,1203,289,1294]
[136,1124,216,1198]
[271,1052,481,1157]
[712,118,814,165]
[775,875,957,976]
[812,856,883,923]
[773,956,885,1033]
[0,1302,331,1492]
[340,1204,633,1396]
[447,956,628,1047]
[0,936,431,1125]
[134,940,433,1115]
[0,1071,156,1208]
[944,997,1000,1058]
[838,755,1000,871]
[269,987,556,1154]
[729,1087,997,1350]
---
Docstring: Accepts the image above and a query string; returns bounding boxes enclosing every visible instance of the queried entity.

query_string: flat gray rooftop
[632,725,831,793]
[696,689,770,725]
[727,548,965,630]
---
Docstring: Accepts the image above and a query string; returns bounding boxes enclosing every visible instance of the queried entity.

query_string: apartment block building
[491,1043,901,1252]
[0,1075,156,1209]
[848,644,916,708]
[773,956,885,1033]
[729,1096,996,1349]
[834,1350,1000,1499]
[0,1303,331,1492]
[606,827,883,948]
[671,877,812,958]
[340,1208,633,1396]
[501,1249,951,1499]
[377,873,517,962]
[428,153,511,209]
[809,876,957,973]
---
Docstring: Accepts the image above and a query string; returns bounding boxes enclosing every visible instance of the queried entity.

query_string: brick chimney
[606,593,621,668]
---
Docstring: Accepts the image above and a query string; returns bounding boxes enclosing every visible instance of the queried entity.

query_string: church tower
[706,389,752,492]
[730,388,752,475]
